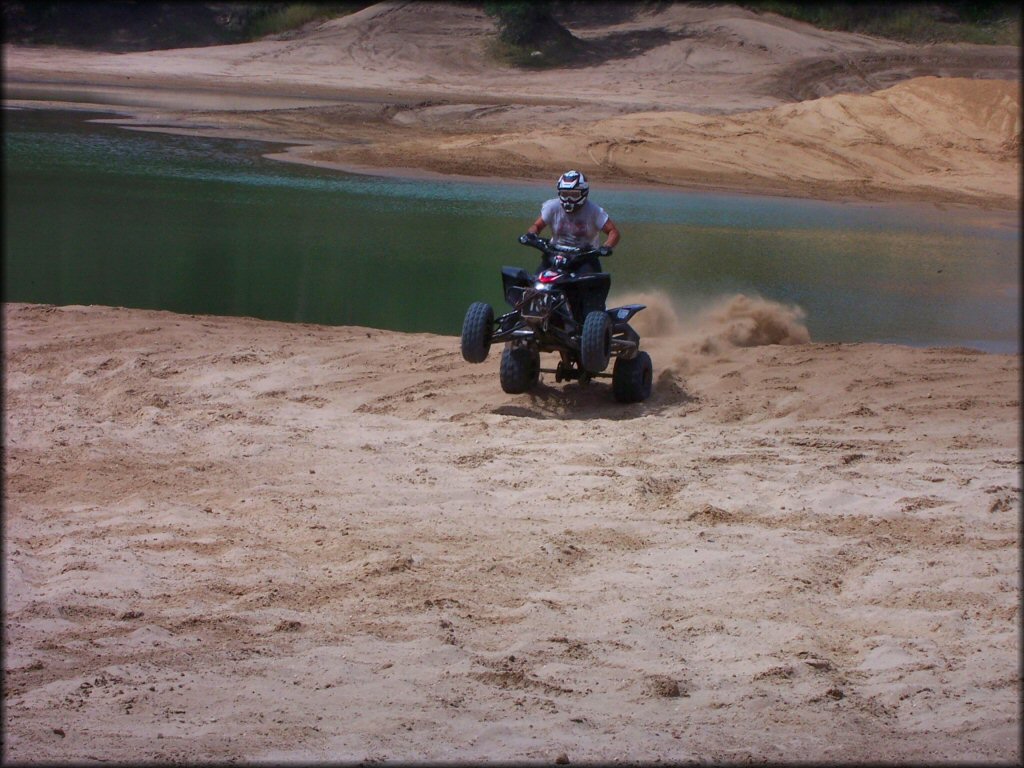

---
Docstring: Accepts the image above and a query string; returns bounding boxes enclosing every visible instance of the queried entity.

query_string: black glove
[598,246,613,258]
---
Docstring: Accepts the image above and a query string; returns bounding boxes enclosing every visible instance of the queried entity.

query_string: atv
[460,233,653,403]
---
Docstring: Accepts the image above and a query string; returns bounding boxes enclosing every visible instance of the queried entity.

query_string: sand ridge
[422,76,1021,205]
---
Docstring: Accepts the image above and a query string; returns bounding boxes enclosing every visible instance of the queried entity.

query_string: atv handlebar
[518,232,547,249]
[518,233,611,260]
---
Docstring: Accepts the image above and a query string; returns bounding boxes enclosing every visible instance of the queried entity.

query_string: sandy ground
[2,1,1020,207]
[3,300,1020,763]
[2,1,1022,763]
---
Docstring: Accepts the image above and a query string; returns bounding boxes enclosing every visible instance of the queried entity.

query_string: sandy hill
[3,2,1019,205]
[6,2,1019,111]
[423,76,1021,204]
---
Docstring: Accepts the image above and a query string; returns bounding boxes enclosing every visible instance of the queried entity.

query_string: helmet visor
[558,189,585,203]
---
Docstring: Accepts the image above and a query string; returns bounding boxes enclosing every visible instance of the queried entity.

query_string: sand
[2,1,1021,763]
[3,299,1020,763]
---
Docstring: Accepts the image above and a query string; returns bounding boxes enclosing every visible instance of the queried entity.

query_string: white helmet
[556,169,589,213]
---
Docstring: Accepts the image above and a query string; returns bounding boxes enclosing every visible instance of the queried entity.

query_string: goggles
[558,189,585,202]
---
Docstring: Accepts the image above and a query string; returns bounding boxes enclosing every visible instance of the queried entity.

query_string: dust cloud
[695,293,811,351]
[611,290,810,347]
[609,290,683,338]
[610,289,811,378]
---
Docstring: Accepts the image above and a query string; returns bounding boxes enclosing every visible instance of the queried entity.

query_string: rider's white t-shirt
[541,198,609,249]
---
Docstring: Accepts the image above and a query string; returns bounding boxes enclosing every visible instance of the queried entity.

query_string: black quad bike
[460,233,653,403]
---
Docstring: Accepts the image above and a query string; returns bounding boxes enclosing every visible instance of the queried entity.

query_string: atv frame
[460,234,653,402]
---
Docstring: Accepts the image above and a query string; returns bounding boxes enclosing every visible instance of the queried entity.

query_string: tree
[484,1,557,45]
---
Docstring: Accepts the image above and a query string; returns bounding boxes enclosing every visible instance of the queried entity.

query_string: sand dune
[381,76,1019,206]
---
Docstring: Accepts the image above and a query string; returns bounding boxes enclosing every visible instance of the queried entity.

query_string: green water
[3,107,1019,352]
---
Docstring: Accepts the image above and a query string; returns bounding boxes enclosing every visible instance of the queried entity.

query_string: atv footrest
[611,338,638,355]
[539,367,612,380]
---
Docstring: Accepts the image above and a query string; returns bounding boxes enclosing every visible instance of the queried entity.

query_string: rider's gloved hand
[598,246,613,258]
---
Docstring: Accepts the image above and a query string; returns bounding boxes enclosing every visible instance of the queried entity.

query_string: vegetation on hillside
[485,1,688,69]
[242,2,365,39]
[482,0,1019,68]
[3,1,1019,54]
[1,2,369,51]
[742,1,1020,45]
[483,1,583,68]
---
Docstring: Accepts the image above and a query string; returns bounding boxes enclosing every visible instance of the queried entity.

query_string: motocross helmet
[557,170,589,213]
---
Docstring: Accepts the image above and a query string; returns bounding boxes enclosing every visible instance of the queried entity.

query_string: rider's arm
[527,216,547,235]
[602,218,620,248]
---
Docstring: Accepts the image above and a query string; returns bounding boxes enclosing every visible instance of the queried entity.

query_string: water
[3,106,1019,352]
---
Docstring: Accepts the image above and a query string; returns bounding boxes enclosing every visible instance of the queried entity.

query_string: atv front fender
[606,304,646,323]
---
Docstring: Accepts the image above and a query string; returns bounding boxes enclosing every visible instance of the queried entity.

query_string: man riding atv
[458,169,653,403]
[526,170,620,276]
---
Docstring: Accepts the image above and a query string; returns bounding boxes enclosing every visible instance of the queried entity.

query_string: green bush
[483,0,585,68]
[484,1,555,45]
[243,2,364,40]
[742,1,1020,44]
[0,2,371,50]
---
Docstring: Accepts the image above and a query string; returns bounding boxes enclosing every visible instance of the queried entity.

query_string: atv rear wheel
[500,345,540,394]
[612,350,653,403]
[580,310,612,373]
[461,301,493,363]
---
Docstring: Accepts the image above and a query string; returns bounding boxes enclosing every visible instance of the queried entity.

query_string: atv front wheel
[580,310,612,373]
[612,350,653,403]
[461,301,494,363]
[500,345,540,394]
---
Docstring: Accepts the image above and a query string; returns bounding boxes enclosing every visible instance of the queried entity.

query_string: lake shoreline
[3,36,1020,212]
[5,103,1018,352]
[6,97,1021,229]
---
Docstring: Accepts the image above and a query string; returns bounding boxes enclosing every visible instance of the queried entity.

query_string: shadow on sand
[492,369,696,421]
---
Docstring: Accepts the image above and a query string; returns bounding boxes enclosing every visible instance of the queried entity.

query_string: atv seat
[565,273,611,322]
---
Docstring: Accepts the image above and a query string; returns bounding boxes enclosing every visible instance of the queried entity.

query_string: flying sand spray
[608,290,812,377]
